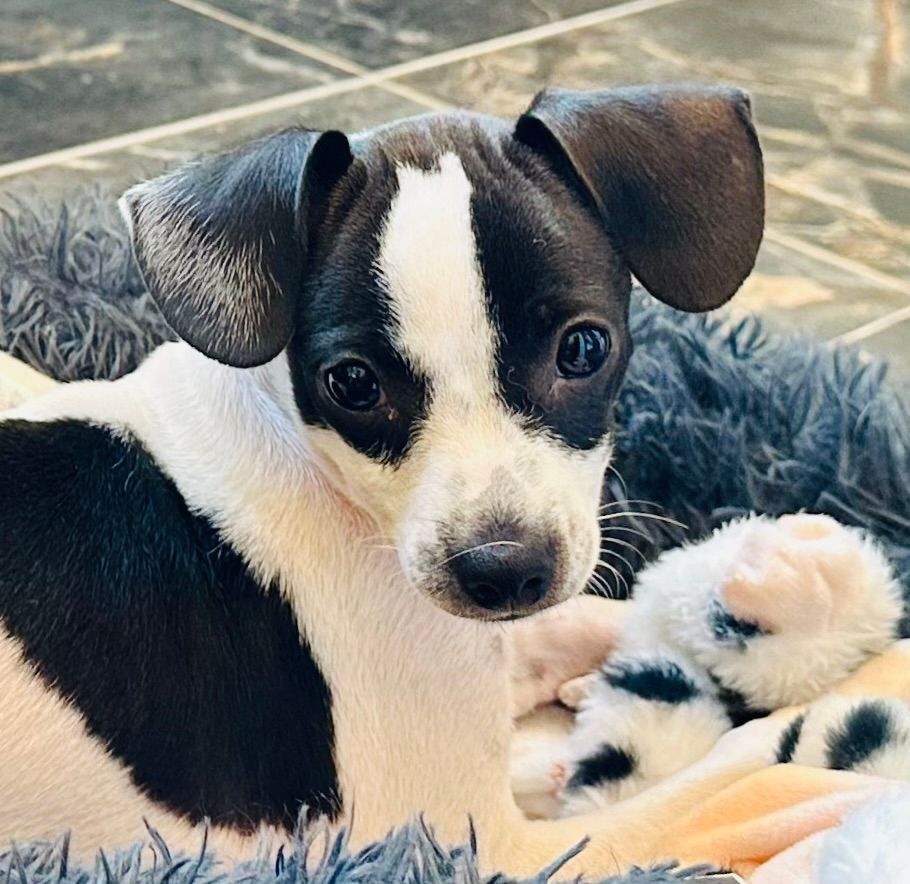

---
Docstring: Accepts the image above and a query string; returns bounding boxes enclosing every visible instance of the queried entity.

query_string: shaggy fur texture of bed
[0,821,709,884]
[0,190,908,881]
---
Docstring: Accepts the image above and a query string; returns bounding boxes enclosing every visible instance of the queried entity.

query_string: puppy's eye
[556,326,610,378]
[325,360,382,411]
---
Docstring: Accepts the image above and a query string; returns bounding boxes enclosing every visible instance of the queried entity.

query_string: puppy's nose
[451,542,553,611]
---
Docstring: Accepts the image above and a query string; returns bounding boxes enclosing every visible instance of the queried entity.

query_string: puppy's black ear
[120,128,353,367]
[516,85,764,312]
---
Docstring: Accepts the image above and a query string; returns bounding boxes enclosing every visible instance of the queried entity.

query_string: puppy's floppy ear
[515,85,764,312]
[120,128,353,367]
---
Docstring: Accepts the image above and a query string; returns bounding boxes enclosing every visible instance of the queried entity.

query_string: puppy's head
[121,85,764,620]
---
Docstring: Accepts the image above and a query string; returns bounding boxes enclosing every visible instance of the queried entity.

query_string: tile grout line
[162,0,455,110]
[0,0,688,179]
[764,228,910,296]
[7,0,908,337]
[166,0,910,352]
[831,305,910,345]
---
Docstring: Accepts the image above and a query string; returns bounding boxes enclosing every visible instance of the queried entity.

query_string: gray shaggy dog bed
[0,190,909,883]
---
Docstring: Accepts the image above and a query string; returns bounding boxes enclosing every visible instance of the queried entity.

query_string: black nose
[450,542,554,611]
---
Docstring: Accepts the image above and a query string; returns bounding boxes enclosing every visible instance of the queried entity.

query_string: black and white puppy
[0,85,764,873]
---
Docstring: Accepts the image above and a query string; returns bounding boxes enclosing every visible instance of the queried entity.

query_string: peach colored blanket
[660,642,910,880]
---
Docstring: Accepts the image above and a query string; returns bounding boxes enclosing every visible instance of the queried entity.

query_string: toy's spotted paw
[558,649,729,815]
[778,695,910,781]
[676,514,903,711]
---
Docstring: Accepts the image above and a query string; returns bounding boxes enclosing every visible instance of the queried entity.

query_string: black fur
[567,744,637,790]
[709,599,765,646]
[707,674,770,728]
[826,701,896,771]
[603,658,700,704]
[516,85,765,313]
[776,713,806,763]
[0,419,340,831]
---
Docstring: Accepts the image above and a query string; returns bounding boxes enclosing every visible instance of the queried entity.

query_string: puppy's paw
[558,650,730,815]
[557,673,599,710]
[510,596,628,717]
[779,696,910,781]
[510,705,575,819]
[665,514,903,711]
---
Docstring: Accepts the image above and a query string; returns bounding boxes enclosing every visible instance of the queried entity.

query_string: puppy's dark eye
[556,326,610,378]
[325,360,382,411]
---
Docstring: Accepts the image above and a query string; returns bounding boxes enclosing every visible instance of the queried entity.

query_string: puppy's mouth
[425,588,560,622]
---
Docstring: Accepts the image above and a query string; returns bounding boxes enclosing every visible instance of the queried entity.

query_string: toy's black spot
[603,657,700,704]
[826,701,894,771]
[567,744,637,790]
[709,599,765,647]
[776,713,806,763]
[707,672,770,728]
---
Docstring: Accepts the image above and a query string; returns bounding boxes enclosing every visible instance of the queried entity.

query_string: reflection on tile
[733,240,910,341]
[0,87,424,202]
[397,0,910,284]
[204,0,628,68]
[856,320,910,393]
[0,0,338,163]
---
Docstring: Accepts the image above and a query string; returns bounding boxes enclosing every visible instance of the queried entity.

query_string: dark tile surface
[204,0,631,68]
[0,0,338,163]
[0,86,424,201]
[732,240,909,340]
[396,0,910,285]
[0,0,907,385]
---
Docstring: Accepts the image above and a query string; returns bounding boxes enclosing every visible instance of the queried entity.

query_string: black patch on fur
[826,701,894,771]
[707,672,770,728]
[567,744,637,790]
[288,141,432,466]
[470,137,633,451]
[776,713,806,763]
[0,419,341,831]
[603,658,700,704]
[709,599,765,647]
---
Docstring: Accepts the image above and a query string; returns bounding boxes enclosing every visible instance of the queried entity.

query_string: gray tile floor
[2,0,908,391]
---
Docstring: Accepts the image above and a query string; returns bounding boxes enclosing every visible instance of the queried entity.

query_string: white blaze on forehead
[376,152,497,401]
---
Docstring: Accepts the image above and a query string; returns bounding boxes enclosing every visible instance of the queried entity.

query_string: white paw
[779,695,910,780]
[557,649,730,815]
[633,514,903,712]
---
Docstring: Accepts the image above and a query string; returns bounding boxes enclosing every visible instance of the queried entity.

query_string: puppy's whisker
[598,511,688,530]
[599,524,653,542]
[598,548,633,574]
[595,559,630,597]
[587,571,612,597]
[598,499,665,512]
[604,536,648,563]
[606,463,629,499]
[438,540,524,567]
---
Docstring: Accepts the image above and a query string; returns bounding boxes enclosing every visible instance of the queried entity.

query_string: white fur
[559,648,730,814]
[625,514,903,709]
[791,695,910,780]
[818,787,910,881]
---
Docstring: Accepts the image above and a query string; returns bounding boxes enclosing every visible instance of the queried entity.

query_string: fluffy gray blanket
[0,191,908,881]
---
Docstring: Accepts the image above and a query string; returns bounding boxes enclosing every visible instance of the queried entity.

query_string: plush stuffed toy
[511,512,910,819]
